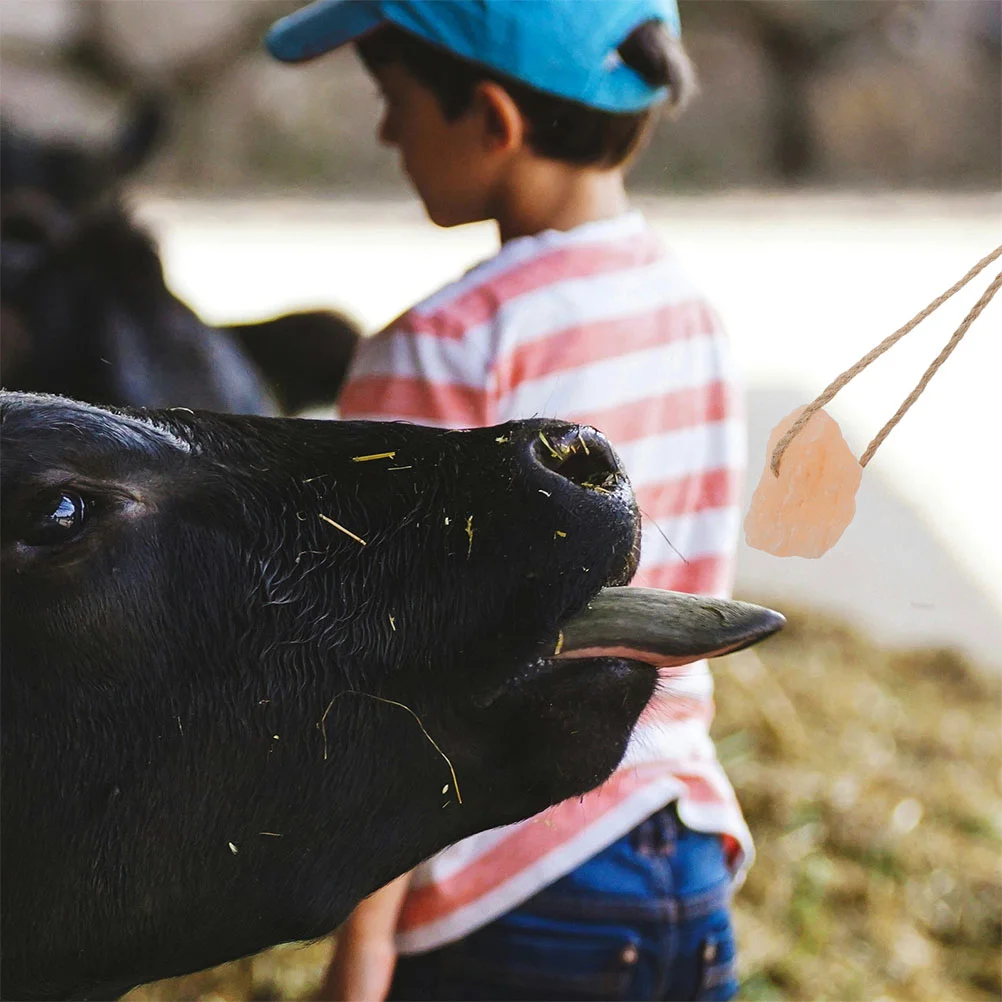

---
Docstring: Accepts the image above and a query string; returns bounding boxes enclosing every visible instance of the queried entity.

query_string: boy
[267,3,750,999]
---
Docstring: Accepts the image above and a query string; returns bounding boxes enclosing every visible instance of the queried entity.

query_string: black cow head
[0,95,163,214]
[0,102,360,416]
[0,392,782,1000]
[0,99,274,415]
[0,190,274,414]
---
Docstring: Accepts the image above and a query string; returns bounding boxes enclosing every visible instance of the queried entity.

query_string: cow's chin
[465,653,657,827]
[461,550,654,819]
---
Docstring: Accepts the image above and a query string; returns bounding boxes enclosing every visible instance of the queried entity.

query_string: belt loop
[659,802,679,854]
[636,815,655,854]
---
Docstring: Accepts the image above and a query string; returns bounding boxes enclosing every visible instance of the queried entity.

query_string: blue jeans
[387,805,739,1001]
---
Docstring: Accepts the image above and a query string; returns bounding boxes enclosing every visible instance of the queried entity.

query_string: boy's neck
[491,162,630,244]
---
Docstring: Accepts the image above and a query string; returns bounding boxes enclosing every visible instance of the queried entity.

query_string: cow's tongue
[556,587,785,667]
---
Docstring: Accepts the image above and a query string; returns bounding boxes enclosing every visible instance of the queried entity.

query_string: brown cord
[858,270,1001,467]
[770,244,1002,476]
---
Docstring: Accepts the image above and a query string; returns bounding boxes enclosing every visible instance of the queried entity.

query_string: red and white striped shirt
[339,212,752,954]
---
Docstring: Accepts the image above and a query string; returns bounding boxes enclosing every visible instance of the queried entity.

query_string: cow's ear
[109,93,167,179]
[226,311,362,415]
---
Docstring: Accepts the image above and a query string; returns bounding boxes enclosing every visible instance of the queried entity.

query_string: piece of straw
[319,513,367,546]
[318,690,462,804]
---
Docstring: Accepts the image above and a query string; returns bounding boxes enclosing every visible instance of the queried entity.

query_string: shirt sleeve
[338,310,496,429]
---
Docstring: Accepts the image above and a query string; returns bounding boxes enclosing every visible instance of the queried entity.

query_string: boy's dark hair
[358,21,696,169]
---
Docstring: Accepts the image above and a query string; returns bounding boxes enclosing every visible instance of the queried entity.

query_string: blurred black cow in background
[0,96,361,415]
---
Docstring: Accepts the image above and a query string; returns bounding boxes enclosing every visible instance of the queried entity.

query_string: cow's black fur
[1,392,655,1001]
[0,102,361,415]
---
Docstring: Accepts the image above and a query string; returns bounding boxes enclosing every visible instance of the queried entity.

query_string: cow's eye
[21,491,88,546]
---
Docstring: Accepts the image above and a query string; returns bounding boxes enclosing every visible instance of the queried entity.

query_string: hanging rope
[770,244,1002,476]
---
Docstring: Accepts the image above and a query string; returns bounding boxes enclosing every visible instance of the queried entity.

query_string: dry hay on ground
[716,607,1000,1002]
[126,608,1001,1002]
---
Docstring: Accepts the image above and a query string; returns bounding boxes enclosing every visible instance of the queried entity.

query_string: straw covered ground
[127,607,1001,1002]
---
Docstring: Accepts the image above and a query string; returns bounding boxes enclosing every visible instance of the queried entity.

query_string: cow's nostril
[532,425,623,490]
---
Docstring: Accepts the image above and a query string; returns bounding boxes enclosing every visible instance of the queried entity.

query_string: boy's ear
[473,81,524,154]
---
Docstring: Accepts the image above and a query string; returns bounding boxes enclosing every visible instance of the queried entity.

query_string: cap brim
[266,0,385,63]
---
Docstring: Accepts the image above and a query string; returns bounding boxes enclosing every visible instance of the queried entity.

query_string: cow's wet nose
[527,423,624,490]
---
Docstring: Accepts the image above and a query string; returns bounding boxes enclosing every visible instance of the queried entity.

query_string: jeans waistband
[518,879,732,924]
[516,804,732,925]
[630,801,681,855]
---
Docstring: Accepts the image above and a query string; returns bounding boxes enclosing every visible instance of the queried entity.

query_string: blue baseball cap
[266,0,682,113]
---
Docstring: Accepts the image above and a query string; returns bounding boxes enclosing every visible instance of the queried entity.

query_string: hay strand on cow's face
[319,697,335,762]
[318,690,462,805]
[318,513,366,546]
[538,432,560,460]
[352,452,396,463]
[465,515,474,558]
[295,549,326,565]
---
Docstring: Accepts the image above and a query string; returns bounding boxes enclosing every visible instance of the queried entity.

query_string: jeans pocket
[694,922,738,1001]
[446,915,644,1001]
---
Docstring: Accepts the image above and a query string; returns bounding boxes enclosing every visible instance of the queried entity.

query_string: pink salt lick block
[745,406,862,558]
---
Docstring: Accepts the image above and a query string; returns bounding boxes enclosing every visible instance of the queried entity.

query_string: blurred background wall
[2,0,1000,194]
